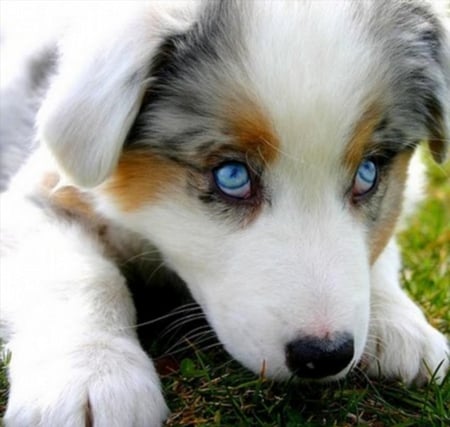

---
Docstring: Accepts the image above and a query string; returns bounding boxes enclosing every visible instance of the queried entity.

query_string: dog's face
[39,1,449,380]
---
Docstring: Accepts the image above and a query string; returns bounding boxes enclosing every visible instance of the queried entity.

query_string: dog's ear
[38,3,196,187]
[427,10,450,164]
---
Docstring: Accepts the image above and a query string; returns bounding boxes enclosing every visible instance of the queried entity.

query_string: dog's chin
[277,362,357,384]
[221,346,358,384]
[313,363,356,384]
[237,359,357,384]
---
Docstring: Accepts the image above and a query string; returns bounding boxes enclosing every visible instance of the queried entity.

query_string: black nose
[285,334,354,379]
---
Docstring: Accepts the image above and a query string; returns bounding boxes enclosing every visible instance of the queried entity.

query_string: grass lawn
[0,153,448,425]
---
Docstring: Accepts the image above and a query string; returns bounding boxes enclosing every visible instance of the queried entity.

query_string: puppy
[1,1,449,426]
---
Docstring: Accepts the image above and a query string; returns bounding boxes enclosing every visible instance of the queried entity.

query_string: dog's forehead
[242,2,381,158]
[132,0,445,166]
[232,0,444,161]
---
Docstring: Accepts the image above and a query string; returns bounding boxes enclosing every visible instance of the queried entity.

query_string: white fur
[366,240,449,384]
[0,200,167,426]
[1,2,449,426]
[37,1,199,187]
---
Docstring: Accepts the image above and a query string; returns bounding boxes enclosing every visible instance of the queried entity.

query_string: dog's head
[39,0,449,380]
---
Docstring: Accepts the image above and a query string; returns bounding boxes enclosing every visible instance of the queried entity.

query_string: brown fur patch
[103,150,185,211]
[51,186,96,219]
[369,152,413,263]
[38,172,119,256]
[226,98,279,165]
[40,172,96,219]
[345,105,380,172]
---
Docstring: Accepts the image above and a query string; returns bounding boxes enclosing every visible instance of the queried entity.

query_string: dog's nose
[285,334,354,379]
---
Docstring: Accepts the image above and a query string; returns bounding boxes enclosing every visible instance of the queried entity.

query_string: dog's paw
[363,308,449,385]
[3,338,169,427]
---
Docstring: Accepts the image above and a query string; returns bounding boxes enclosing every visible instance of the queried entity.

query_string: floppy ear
[428,11,450,163]
[38,2,195,187]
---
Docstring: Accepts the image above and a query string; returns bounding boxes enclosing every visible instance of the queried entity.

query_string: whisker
[163,330,217,356]
[162,323,211,347]
[120,249,162,266]
[163,340,222,359]
[158,313,206,339]
[121,304,203,331]
[143,261,168,286]
[169,302,202,315]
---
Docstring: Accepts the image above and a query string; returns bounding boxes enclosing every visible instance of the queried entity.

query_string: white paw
[364,308,449,385]
[3,337,169,427]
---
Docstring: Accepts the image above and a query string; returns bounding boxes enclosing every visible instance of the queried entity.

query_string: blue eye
[353,159,378,197]
[213,162,251,199]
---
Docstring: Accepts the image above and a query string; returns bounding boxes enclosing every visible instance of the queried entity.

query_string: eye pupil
[358,161,376,183]
[353,159,378,198]
[214,162,251,199]
[227,166,240,183]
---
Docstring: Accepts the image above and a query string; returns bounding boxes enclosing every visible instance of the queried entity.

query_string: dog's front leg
[1,216,168,427]
[365,239,449,385]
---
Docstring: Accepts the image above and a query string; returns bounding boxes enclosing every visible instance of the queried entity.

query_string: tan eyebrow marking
[344,104,381,172]
[224,95,280,165]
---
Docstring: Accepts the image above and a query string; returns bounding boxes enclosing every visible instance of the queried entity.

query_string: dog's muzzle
[285,333,354,379]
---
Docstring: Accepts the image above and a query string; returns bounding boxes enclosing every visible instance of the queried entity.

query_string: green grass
[0,154,448,425]
[160,353,449,427]
[0,349,9,418]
